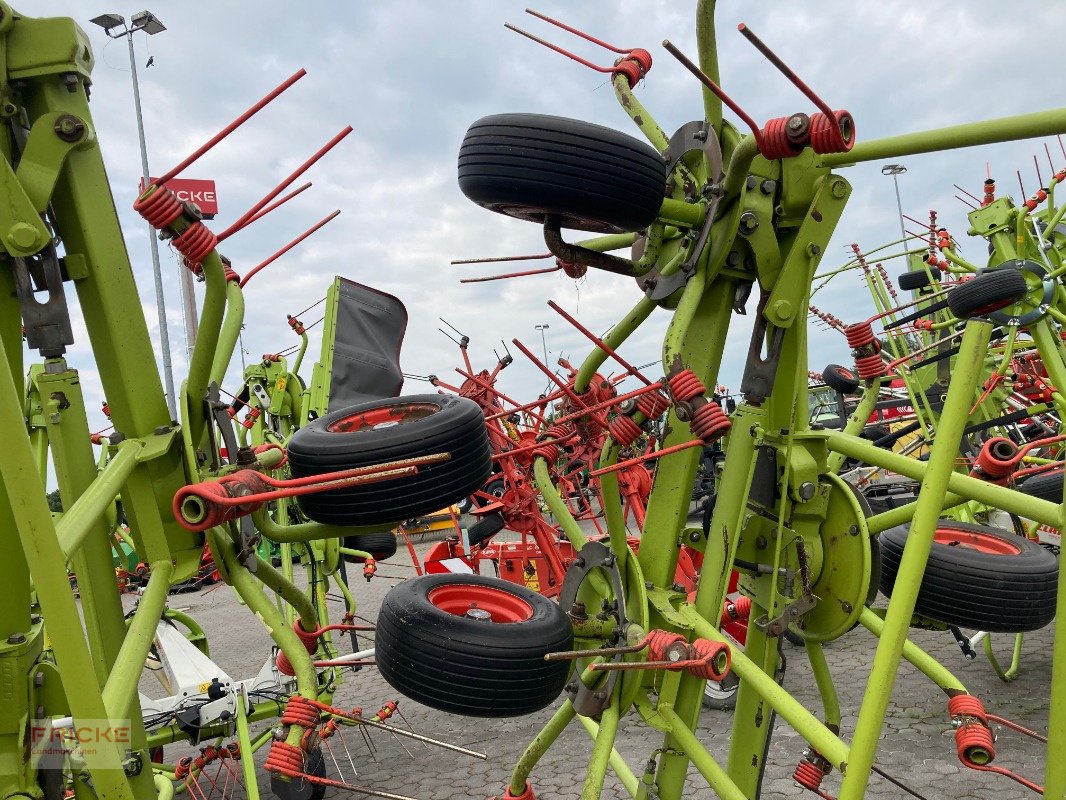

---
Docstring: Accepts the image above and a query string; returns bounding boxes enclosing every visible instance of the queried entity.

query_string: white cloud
[26,2,1066,431]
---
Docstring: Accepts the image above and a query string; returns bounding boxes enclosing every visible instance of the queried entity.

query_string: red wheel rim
[934,527,1022,556]
[836,367,856,380]
[428,584,534,622]
[327,402,438,433]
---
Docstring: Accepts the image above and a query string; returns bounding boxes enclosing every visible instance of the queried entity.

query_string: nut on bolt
[53,114,86,142]
[738,212,759,234]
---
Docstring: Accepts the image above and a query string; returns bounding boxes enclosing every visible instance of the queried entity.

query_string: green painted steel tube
[865,492,967,535]
[1041,457,1066,798]
[209,279,245,386]
[292,333,309,375]
[581,694,621,799]
[208,531,317,754]
[806,642,841,731]
[858,608,967,694]
[821,107,1066,167]
[55,442,142,558]
[695,0,721,132]
[595,440,630,556]
[826,430,1060,527]
[614,74,670,153]
[534,457,588,552]
[825,379,881,474]
[154,773,175,800]
[102,559,173,719]
[690,615,849,769]
[508,700,577,795]
[658,197,705,229]
[236,694,261,800]
[252,507,392,543]
[575,714,639,796]
[252,555,319,633]
[575,296,656,394]
[723,135,759,197]
[186,251,227,447]
[656,705,746,800]
[839,321,992,800]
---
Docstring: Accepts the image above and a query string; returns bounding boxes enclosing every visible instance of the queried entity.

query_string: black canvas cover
[327,278,407,411]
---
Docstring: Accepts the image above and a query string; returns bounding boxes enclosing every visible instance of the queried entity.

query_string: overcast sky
[29,2,1066,429]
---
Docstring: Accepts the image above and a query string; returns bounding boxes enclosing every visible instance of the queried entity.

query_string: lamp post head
[535,324,550,331]
[89,13,125,34]
[130,11,166,35]
[881,164,907,176]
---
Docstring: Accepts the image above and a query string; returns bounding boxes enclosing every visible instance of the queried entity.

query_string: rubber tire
[947,269,1027,319]
[341,531,397,563]
[878,521,1058,633]
[897,268,941,290]
[1017,469,1064,503]
[822,364,861,395]
[467,512,506,548]
[456,495,475,515]
[376,573,573,717]
[287,394,491,526]
[702,672,740,710]
[458,113,668,234]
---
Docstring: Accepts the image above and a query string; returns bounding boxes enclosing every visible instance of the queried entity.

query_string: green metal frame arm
[694,0,721,133]
[55,441,142,559]
[101,559,173,720]
[209,279,245,386]
[858,608,967,694]
[821,107,1066,166]
[251,506,393,543]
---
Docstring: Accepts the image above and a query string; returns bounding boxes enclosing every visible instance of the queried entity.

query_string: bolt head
[7,633,26,644]
[798,481,816,501]
[8,222,39,251]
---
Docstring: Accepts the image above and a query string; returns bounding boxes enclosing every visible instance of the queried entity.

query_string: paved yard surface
[149,524,1054,800]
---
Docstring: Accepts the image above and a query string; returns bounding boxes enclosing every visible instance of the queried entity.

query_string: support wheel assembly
[376,573,573,717]
[458,113,667,234]
[878,521,1058,633]
[287,394,491,526]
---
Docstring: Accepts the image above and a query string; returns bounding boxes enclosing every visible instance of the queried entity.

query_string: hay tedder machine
[5,2,1066,800]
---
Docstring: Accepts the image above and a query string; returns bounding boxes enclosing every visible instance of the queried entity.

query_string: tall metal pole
[882,164,908,244]
[536,324,550,366]
[126,30,177,418]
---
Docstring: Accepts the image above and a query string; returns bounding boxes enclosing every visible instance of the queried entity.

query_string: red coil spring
[264,740,305,776]
[646,629,687,661]
[948,694,996,766]
[808,110,855,154]
[793,757,829,793]
[690,402,731,444]
[669,369,706,403]
[559,259,587,279]
[722,594,752,625]
[936,228,951,251]
[223,264,241,283]
[288,315,306,335]
[172,221,219,267]
[689,638,730,680]
[276,621,321,676]
[843,321,876,351]
[971,437,1019,482]
[531,441,559,463]
[280,695,321,727]
[853,353,885,381]
[759,116,802,160]
[225,742,241,759]
[608,415,643,447]
[134,185,183,229]
[636,391,670,421]
[175,756,193,780]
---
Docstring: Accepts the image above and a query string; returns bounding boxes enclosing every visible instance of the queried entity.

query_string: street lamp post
[534,324,550,368]
[90,11,178,418]
[881,163,908,244]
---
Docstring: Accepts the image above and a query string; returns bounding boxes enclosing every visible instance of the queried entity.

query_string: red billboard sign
[140,177,218,217]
